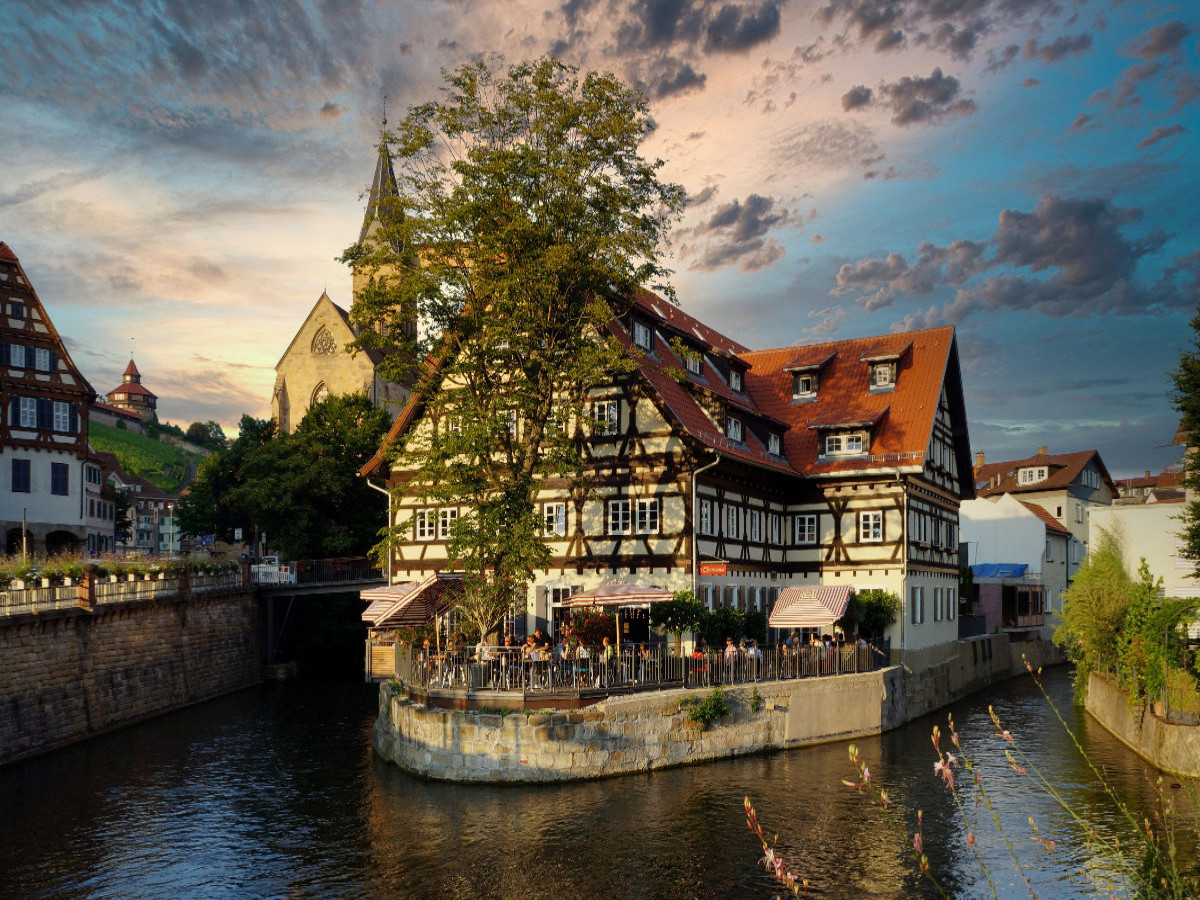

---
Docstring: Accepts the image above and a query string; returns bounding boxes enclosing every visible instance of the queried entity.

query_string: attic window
[768,433,781,455]
[8,301,23,318]
[792,373,817,400]
[1018,467,1047,485]
[726,415,743,443]
[686,354,703,376]
[632,320,652,350]
[730,370,743,392]
[870,362,896,390]
[824,432,865,456]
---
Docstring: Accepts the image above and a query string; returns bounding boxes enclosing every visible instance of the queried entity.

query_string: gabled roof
[0,242,17,261]
[975,449,1116,498]
[1020,501,1072,536]
[273,291,387,370]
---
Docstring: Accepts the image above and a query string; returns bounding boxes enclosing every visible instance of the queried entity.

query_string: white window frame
[859,510,883,543]
[871,362,896,388]
[19,396,36,428]
[53,401,70,432]
[635,497,660,534]
[35,347,50,371]
[726,416,743,443]
[794,513,817,545]
[593,399,619,437]
[792,374,816,399]
[685,354,703,375]
[632,320,652,350]
[768,433,781,455]
[768,512,782,545]
[414,509,436,541]
[9,344,25,368]
[699,499,714,536]
[438,508,458,540]
[825,432,865,456]
[1075,503,1083,524]
[544,502,566,537]
[726,504,740,540]
[749,509,762,542]
[730,370,743,392]
[608,499,632,535]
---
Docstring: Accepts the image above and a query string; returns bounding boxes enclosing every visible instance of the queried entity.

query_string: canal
[0,666,1195,899]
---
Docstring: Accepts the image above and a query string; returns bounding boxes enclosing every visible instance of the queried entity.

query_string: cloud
[680,193,791,271]
[1137,123,1186,149]
[704,2,783,53]
[835,195,1187,327]
[841,84,873,111]
[1088,20,1197,113]
[877,68,978,126]
[775,119,885,173]
[1023,33,1092,64]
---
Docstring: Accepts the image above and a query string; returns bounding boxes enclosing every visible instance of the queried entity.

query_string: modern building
[0,241,96,555]
[104,358,158,422]
[362,291,975,670]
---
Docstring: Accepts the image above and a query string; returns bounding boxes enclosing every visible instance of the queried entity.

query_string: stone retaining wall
[373,637,1066,782]
[0,589,263,766]
[1085,672,1200,778]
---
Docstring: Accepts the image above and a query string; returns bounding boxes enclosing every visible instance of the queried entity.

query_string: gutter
[365,477,392,584]
[691,451,722,597]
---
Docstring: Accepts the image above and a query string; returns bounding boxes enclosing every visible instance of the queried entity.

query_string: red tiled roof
[123,358,141,378]
[630,289,748,356]
[92,400,141,421]
[0,242,16,261]
[107,381,156,399]
[975,450,1116,498]
[1020,502,1071,536]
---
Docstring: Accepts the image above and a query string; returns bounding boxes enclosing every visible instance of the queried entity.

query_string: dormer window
[825,432,865,456]
[730,370,743,392]
[632,320,652,350]
[686,354,703,376]
[726,415,743,442]
[1018,467,1047,485]
[768,433,781,455]
[792,374,817,399]
[870,363,896,390]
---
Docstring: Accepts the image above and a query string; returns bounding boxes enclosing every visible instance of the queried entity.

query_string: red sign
[699,562,728,576]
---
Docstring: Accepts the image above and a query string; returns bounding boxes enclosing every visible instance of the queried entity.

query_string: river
[0,666,1195,899]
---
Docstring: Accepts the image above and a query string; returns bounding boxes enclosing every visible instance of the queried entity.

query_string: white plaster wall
[960,494,1046,572]
[1090,502,1198,599]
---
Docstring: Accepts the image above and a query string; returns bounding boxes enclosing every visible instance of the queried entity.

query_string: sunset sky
[1,0,1196,477]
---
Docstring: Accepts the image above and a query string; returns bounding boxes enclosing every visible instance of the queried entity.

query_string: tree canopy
[344,56,685,640]
[177,396,391,559]
[185,420,228,451]
[1170,302,1200,577]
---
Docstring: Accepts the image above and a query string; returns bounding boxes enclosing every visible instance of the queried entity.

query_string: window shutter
[69,404,79,434]
[48,350,58,372]
[37,398,52,430]
[8,396,17,424]
[0,342,8,366]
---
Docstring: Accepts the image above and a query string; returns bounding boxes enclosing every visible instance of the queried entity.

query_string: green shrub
[681,686,731,730]
[750,687,764,713]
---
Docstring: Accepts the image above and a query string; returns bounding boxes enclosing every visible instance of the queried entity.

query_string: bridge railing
[0,567,245,618]
[252,557,381,588]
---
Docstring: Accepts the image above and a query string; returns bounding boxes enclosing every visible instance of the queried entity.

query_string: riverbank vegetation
[1053,527,1199,711]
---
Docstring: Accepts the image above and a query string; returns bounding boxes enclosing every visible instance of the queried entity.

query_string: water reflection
[0,668,1195,899]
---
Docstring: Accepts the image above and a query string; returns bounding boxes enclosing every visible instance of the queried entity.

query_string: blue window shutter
[48,350,58,372]
[0,342,8,366]
[37,398,51,430]
[69,404,79,434]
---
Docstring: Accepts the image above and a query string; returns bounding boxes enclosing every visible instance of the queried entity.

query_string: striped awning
[559,581,674,608]
[768,585,851,630]
[361,572,463,627]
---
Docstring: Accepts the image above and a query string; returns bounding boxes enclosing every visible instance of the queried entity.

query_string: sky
[1,0,1196,478]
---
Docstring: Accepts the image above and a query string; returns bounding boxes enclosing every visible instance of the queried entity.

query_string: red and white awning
[768,585,851,630]
[361,572,463,627]
[559,581,674,608]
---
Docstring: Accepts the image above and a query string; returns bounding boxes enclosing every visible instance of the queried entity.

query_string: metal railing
[391,641,888,695]
[251,558,381,588]
[0,569,246,617]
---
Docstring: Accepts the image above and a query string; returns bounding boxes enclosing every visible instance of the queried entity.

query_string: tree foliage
[344,56,684,640]
[840,588,902,641]
[176,397,390,559]
[1169,302,1200,577]
[185,420,227,450]
[649,590,709,635]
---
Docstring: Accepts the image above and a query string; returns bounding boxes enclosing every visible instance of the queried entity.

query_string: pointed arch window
[311,327,338,356]
[311,382,329,406]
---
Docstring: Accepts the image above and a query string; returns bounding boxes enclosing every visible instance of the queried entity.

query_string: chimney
[1145,470,1151,479]
[1037,446,1048,456]
[975,449,985,470]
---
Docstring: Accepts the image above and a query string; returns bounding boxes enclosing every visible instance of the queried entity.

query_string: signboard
[699,562,728,577]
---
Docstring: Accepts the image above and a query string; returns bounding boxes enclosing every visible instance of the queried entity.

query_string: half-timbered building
[362,290,973,665]
[0,242,96,554]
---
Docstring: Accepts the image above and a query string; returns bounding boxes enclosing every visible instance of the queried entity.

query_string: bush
[681,687,731,730]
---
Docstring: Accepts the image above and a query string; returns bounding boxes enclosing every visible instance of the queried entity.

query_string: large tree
[342,56,684,640]
[1170,303,1200,576]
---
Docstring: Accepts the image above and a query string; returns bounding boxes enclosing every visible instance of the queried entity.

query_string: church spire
[358,115,402,252]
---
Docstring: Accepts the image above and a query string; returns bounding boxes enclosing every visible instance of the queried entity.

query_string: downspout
[691,451,722,597]
[366,477,392,584]
[899,470,907,669]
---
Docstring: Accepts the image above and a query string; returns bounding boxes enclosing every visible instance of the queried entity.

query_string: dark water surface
[1,667,1195,899]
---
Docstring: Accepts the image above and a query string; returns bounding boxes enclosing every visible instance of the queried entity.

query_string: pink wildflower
[966,832,976,847]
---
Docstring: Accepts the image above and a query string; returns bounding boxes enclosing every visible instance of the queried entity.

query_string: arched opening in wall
[5,527,29,556]
[311,382,329,407]
[45,530,80,556]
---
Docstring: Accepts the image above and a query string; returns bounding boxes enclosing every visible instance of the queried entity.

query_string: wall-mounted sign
[699,562,728,577]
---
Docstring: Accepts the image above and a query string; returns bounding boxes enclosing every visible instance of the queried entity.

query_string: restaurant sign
[698,562,728,577]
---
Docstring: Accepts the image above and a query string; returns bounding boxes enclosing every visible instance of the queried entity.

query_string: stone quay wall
[372,637,1065,783]
[1084,672,1200,778]
[0,589,263,766]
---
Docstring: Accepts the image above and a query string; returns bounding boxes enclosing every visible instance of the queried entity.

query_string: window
[51,462,69,496]
[911,586,925,624]
[685,354,703,375]
[632,320,652,350]
[1074,504,1083,524]
[726,416,743,442]
[1018,467,1048,485]
[544,502,566,537]
[871,363,896,389]
[768,513,782,545]
[859,511,883,543]
[438,508,458,540]
[593,399,619,436]
[726,504,740,539]
[608,499,631,535]
[699,499,714,535]
[933,587,942,622]
[35,347,50,371]
[768,433,781,455]
[1045,540,1053,562]
[53,401,70,432]
[19,397,36,428]
[413,509,436,540]
[947,590,956,621]
[748,509,762,542]
[505,410,517,439]
[794,513,816,545]
[792,374,816,399]
[1056,505,1063,518]
[8,301,24,318]
[729,370,743,392]
[11,458,30,493]
[636,498,660,534]
[9,344,25,368]
[826,432,864,456]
